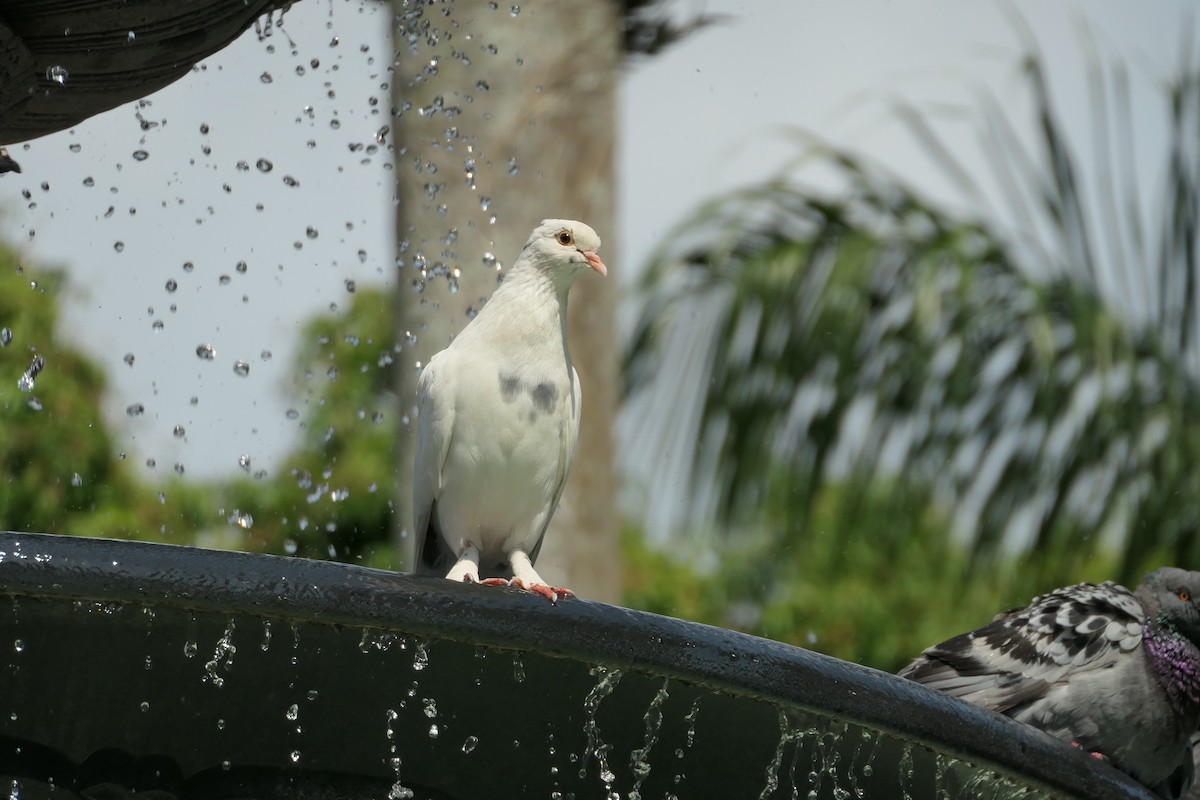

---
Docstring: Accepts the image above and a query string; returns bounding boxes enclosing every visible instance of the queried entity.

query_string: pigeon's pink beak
[583,250,607,277]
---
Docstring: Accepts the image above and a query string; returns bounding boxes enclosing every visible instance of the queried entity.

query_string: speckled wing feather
[899,581,1145,713]
[526,365,581,566]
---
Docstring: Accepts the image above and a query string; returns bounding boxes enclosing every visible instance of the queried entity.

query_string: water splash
[627,679,669,800]
[385,708,414,799]
[759,708,808,800]
[846,727,881,798]
[17,356,44,392]
[203,618,237,687]
[898,742,914,800]
[412,639,429,671]
[579,665,623,791]
[360,628,402,653]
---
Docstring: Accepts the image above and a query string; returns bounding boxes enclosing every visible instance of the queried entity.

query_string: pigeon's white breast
[437,360,577,558]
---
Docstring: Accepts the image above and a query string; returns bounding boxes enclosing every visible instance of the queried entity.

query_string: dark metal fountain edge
[0,531,1153,799]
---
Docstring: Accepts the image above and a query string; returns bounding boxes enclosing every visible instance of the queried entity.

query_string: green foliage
[221,287,402,569]
[624,475,1120,672]
[0,250,148,535]
[0,242,402,568]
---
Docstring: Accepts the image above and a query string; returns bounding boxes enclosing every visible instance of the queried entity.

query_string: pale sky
[0,0,1190,515]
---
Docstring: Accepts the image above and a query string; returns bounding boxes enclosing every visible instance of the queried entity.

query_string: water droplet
[238,455,251,472]
[286,408,300,420]
[306,226,318,240]
[46,65,68,85]
[512,653,525,683]
[126,403,145,417]
[196,344,216,360]
[82,176,95,187]
[165,278,177,293]
[132,150,149,162]
[140,700,149,712]
[71,473,83,487]
[233,361,250,377]
[510,5,520,16]
[18,355,45,392]
[260,72,274,84]
[113,241,125,253]
[428,724,439,738]
[172,424,185,438]
[286,703,299,721]
[412,641,429,671]
[289,750,301,764]
[13,639,24,653]
[0,328,12,347]
[256,158,273,173]
[123,353,135,367]
[462,736,478,754]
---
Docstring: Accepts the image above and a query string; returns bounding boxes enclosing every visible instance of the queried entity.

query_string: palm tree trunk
[391,0,620,602]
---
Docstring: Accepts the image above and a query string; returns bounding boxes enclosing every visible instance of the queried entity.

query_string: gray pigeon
[899,568,1200,799]
[411,219,606,602]
[0,148,20,175]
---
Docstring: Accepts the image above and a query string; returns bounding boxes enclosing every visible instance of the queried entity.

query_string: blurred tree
[0,247,149,535]
[221,286,401,569]
[622,43,1200,666]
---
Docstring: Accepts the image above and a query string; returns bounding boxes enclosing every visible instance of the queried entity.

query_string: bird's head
[521,219,607,284]
[1140,567,1200,645]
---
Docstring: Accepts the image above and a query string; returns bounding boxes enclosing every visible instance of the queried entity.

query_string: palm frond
[623,150,1200,582]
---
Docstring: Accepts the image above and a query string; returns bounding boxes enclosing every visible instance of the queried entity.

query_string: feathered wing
[899,582,1145,714]
[527,365,582,565]
[411,356,455,576]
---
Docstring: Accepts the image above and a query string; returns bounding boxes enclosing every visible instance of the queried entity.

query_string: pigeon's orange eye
[1180,590,1191,602]
[557,230,574,246]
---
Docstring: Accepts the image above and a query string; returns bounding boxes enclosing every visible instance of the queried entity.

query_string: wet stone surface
[0,533,1155,799]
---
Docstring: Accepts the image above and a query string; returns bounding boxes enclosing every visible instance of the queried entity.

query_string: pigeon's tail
[414,502,453,576]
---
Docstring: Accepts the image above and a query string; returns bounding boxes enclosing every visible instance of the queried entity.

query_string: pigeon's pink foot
[510,579,573,603]
[1069,742,1108,762]
[479,577,511,587]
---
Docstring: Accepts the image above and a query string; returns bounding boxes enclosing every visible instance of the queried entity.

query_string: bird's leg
[444,541,482,583]
[509,550,573,603]
[1069,741,1109,762]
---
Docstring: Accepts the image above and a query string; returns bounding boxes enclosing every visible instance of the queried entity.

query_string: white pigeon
[411,219,606,601]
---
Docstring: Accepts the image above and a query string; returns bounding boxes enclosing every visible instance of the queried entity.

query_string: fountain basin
[0,532,1153,799]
